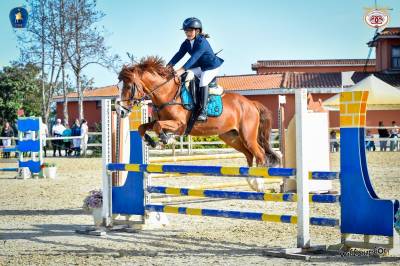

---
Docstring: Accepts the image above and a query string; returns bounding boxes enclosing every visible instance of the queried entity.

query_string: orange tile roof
[217,72,343,90]
[217,74,283,90]
[252,59,375,70]
[378,27,400,36]
[283,72,342,88]
[53,85,118,100]
[368,27,400,46]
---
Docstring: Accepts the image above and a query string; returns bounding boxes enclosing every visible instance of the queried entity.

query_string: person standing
[80,119,88,156]
[378,121,390,151]
[329,130,339,152]
[62,124,72,156]
[71,119,81,156]
[390,121,399,151]
[1,122,14,158]
[51,119,65,157]
[365,130,376,151]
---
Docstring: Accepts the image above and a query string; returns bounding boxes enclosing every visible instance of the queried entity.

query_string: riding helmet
[182,17,202,31]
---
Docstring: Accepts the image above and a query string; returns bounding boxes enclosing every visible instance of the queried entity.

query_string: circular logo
[364,9,389,28]
[9,7,29,28]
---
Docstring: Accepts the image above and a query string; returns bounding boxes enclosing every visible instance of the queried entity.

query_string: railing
[1,128,399,156]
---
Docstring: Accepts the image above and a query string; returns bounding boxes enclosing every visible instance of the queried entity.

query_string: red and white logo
[364,9,390,28]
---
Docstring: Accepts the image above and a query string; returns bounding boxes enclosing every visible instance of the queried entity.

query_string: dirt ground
[0,152,399,265]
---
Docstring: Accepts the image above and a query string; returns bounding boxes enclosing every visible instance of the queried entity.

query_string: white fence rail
[1,129,399,154]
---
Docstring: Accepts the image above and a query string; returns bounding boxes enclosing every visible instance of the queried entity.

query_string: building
[251,59,375,74]
[55,27,400,130]
[53,86,118,130]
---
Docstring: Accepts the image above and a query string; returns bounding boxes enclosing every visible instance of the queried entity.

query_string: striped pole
[107,163,338,180]
[148,186,340,203]
[146,204,339,227]
[107,163,295,178]
[0,167,18,172]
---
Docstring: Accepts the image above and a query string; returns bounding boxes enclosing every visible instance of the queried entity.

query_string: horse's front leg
[138,122,157,148]
[153,120,185,144]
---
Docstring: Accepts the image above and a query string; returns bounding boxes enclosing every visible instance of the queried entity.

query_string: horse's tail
[253,101,281,166]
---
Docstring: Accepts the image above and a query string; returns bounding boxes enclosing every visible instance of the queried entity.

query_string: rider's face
[184,28,196,40]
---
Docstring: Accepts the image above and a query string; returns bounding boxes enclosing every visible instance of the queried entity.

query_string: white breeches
[188,66,220,87]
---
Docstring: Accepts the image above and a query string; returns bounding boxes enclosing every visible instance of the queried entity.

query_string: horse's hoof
[144,134,157,148]
[159,132,169,145]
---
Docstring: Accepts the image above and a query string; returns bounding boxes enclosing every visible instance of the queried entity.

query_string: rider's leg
[198,67,221,121]
[187,67,202,106]
[188,67,202,78]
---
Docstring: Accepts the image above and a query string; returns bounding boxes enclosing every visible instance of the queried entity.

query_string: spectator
[41,120,48,157]
[365,130,376,151]
[71,119,81,156]
[378,121,390,151]
[80,119,88,156]
[390,121,399,151]
[62,124,73,156]
[52,118,65,157]
[330,130,339,152]
[1,122,14,158]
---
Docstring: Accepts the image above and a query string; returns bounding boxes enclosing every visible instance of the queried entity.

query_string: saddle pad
[207,95,223,117]
[181,86,223,117]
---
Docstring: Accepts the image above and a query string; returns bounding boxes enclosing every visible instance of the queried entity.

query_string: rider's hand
[174,67,185,77]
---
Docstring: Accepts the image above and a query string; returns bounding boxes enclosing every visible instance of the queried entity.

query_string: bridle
[117,73,179,113]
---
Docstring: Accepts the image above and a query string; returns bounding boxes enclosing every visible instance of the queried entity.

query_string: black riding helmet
[182,17,202,31]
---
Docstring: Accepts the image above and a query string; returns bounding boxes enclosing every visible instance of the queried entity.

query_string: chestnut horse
[117,56,280,191]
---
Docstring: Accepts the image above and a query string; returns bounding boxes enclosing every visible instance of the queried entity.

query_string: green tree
[0,63,42,126]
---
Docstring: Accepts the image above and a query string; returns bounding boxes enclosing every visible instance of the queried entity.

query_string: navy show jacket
[168,34,224,71]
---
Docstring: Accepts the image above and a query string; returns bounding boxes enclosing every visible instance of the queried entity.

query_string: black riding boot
[197,86,209,121]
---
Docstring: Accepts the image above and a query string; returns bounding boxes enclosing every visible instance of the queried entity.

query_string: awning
[323,75,400,110]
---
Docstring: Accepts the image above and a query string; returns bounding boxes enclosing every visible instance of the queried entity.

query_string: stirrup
[197,113,207,121]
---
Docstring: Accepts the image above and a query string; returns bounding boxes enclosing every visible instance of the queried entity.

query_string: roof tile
[252,59,375,69]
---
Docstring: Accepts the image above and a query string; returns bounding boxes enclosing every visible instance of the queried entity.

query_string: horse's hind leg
[219,130,253,166]
[219,131,265,192]
[238,115,266,166]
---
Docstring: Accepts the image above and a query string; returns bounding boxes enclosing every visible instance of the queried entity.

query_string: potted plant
[83,190,103,227]
[41,162,57,179]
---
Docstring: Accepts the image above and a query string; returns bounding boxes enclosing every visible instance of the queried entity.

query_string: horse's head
[116,65,145,118]
[116,56,174,118]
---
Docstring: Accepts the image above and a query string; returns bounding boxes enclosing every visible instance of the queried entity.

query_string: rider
[167,17,224,121]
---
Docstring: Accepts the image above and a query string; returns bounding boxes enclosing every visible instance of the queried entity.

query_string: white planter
[91,207,103,227]
[43,167,57,179]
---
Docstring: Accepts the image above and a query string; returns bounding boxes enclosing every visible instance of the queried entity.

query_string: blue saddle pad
[180,85,223,117]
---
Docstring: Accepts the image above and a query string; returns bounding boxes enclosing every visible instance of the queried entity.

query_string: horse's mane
[119,56,173,81]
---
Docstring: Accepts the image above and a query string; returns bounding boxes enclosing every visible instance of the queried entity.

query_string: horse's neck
[150,78,180,106]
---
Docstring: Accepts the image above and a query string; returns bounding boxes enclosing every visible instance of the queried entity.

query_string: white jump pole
[102,99,112,226]
[296,88,310,248]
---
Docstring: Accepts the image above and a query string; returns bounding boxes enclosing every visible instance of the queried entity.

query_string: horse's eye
[117,81,124,91]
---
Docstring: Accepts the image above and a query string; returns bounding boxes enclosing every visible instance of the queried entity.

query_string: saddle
[180,71,224,116]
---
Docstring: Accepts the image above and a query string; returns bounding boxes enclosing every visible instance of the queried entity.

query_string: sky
[1,0,400,87]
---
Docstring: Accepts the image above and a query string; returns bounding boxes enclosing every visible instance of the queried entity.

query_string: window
[392,46,400,69]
